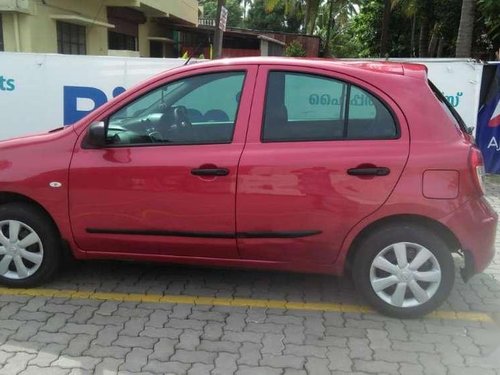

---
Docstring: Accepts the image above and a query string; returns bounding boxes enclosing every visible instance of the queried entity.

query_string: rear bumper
[441,196,497,276]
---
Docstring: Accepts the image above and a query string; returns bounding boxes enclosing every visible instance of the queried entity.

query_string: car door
[236,65,410,264]
[69,65,257,258]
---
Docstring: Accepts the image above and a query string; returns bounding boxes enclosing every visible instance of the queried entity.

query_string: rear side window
[262,71,398,142]
[428,80,469,133]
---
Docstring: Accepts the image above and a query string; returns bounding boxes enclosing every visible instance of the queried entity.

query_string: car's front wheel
[0,203,61,287]
[352,224,455,318]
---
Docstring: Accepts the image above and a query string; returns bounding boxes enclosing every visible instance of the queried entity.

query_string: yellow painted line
[0,287,493,323]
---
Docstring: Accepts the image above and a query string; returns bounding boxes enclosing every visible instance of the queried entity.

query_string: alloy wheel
[0,220,44,280]
[369,242,442,308]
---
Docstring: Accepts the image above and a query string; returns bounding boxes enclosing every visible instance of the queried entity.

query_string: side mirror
[86,121,106,148]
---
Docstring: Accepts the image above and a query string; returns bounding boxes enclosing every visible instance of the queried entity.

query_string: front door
[236,65,410,264]
[69,66,257,258]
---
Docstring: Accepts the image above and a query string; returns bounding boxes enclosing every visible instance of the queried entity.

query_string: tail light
[470,147,486,195]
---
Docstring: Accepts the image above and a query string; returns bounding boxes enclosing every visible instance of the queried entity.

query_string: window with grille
[108,31,137,51]
[57,21,86,55]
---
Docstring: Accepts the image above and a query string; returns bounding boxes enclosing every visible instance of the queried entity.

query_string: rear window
[428,80,469,133]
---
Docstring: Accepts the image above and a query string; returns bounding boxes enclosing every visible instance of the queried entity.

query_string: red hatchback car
[0,57,496,318]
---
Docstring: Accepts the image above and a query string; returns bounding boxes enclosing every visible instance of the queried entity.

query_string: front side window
[106,71,245,146]
[57,21,86,55]
[262,71,397,142]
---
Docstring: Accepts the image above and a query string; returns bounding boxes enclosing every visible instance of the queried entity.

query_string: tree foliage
[331,0,497,59]
[478,0,500,49]
[285,40,307,55]
[199,0,498,59]
[200,0,244,27]
[246,0,303,32]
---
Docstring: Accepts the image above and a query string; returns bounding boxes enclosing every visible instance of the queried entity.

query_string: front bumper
[441,196,497,278]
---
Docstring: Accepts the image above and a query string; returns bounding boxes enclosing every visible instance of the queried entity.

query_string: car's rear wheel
[352,224,455,318]
[0,203,61,287]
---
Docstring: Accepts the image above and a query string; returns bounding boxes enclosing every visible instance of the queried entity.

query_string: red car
[0,57,496,318]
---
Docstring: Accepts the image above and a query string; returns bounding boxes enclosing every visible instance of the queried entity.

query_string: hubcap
[0,220,43,280]
[369,242,441,308]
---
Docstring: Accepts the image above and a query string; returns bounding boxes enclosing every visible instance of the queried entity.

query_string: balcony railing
[198,18,215,27]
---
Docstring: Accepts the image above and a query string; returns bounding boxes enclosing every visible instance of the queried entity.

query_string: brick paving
[0,179,499,374]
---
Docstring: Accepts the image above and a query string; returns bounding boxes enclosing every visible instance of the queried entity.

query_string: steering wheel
[173,106,192,129]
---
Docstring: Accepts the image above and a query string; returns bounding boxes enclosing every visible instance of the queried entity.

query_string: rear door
[236,65,410,263]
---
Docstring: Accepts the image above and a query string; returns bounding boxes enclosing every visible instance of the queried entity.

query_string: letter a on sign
[477,65,500,173]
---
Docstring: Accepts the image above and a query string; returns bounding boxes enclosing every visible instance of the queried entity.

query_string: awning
[148,37,175,44]
[50,15,115,29]
[258,35,286,46]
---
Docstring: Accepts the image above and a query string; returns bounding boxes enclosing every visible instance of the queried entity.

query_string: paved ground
[1,180,500,374]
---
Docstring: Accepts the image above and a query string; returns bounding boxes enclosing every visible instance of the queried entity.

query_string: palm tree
[264,0,321,34]
[390,0,432,57]
[455,0,476,57]
[319,0,361,56]
[380,0,392,56]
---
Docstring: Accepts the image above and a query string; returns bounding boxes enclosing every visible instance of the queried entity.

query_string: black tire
[352,224,455,318]
[0,203,61,287]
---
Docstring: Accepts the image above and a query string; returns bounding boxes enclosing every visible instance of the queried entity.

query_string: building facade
[0,0,198,57]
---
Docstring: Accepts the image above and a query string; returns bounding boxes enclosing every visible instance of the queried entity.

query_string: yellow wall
[1,0,198,56]
[1,0,108,54]
[138,17,168,57]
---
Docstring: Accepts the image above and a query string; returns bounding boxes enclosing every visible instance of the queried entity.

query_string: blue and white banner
[0,52,188,140]
[476,65,500,173]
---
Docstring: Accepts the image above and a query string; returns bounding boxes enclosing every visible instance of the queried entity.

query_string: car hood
[0,126,76,150]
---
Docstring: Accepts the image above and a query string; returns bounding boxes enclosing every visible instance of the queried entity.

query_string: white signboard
[219,6,228,31]
[0,52,187,140]
[0,53,485,140]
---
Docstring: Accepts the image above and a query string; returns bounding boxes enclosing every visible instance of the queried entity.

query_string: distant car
[0,57,496,318]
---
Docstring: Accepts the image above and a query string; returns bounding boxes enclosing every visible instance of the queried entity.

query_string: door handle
[347,167,390,176]
[191,168,229,177]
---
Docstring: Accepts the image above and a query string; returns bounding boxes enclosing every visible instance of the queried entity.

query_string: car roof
[187,56,427,78]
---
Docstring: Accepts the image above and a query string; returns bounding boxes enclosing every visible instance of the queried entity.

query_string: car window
[428,79,468,134]
[106,71,245,146]
[262,71,397,142]
[348,86,376,119]
[284,73,346,121]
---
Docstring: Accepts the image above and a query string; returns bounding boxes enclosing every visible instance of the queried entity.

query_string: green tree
[478,0,500,46]
[316,0,362,56]
[345,0,412,57]
[200,0,244,27]
[285,40,307,55]
[262,0,323,34]
[476,0,500,58]
[247,0,287,30]
[246,0,303,32]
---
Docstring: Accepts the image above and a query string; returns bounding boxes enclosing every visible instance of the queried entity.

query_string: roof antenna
[184,42,205,66]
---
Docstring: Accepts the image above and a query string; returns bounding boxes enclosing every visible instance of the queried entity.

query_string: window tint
[348,86,376,119]
[106,72,245,146]
[175,73,244,122]
[262,71,397,142]
[285,73,346,121]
